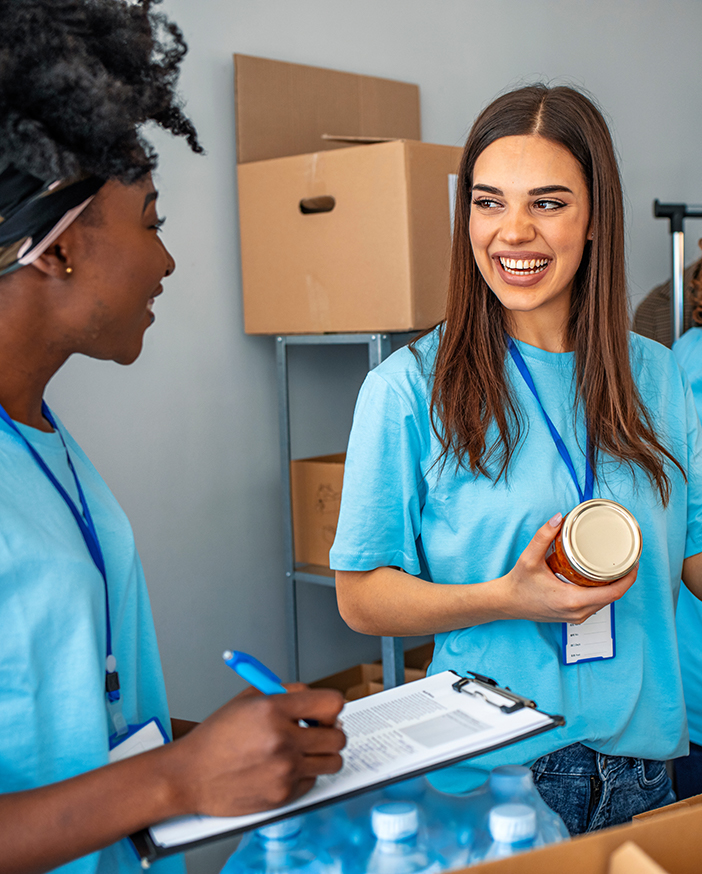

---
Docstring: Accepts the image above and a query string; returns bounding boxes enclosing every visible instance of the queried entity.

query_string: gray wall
[45,1,702,870]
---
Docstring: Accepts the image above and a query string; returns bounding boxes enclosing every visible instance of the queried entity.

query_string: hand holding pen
[161,653,345,819]
[223,650,324,726]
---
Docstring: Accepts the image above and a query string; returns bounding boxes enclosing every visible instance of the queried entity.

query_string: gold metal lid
[561,499,642,582]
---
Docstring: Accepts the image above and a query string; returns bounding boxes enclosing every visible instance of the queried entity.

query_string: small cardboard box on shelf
[234,54,463,334]
[310,662,426,702]
[310,643,433,701]
[290,452,345,567]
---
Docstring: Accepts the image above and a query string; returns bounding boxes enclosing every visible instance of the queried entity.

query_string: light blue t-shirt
[0,412,184,874]
[672,326,702,747]
[330,329,702,792]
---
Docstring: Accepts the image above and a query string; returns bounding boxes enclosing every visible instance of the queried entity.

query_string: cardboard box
[238,139,461,334]
[402,641,434,672]
[234,55,462,334]
[290,453,345,567]
[460,794,702,873]
[310,662,426,701]
[234,54,421,164]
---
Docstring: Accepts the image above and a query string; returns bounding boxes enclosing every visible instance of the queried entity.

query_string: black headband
[0,166,105,277]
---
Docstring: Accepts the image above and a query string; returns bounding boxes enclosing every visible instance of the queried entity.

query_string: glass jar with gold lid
[546,499,642,587]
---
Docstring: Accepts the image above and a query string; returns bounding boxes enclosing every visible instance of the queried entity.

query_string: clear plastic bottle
[220,816,339,874]
[486,765,569,844]
[416,781,474,871]
[467,765,568,861]
[344,802,444,874]
[303,799,370,867]
[482,804,537,860]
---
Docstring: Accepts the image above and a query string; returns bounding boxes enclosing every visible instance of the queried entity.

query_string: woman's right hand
[496,512,638,624]
[164,685,346,818]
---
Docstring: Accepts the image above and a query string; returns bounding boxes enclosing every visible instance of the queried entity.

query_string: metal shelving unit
[276,332,405,687]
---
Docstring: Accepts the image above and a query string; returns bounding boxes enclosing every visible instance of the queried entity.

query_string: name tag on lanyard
[109,717,169,762]
[507,337,616,665]
[562,604,616,665]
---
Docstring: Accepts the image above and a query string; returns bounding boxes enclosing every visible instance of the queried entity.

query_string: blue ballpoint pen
[222,650,287,695]
[222,650,319,726]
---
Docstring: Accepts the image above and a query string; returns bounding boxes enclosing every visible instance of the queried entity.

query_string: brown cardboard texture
[345,668,426,702]
[310,663,426,701]
[608,842,670,874]
[402,642,435,671]
[238,139,462,333]
[290,453,344,567]
[234,55,420,164]
[460,795,702,873]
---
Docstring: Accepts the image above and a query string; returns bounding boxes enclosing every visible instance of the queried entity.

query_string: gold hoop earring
[65,267,73,275]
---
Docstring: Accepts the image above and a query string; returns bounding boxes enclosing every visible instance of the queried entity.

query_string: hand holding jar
[498,505,639,626]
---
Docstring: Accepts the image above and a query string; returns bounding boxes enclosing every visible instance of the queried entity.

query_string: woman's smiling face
[469,134,591,337]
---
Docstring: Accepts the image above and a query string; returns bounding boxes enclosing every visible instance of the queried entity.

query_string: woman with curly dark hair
[0,3,344,873]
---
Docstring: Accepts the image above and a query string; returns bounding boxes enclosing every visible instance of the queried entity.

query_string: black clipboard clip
[452,671,537,714]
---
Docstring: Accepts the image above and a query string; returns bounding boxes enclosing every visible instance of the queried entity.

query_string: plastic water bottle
[303,799,369,866]
[482,804,537,860]
[344,802,444,874]
[382,777,427,803]
[418,780,474,870]
[220,816,338,874]
[467,765,568,862]
[486,765,568,844]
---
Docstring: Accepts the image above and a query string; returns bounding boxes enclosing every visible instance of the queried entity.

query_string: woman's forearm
[335,519,638,635]
[336,567,510,635]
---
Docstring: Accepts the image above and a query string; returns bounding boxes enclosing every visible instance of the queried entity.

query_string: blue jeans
[530,743,675,835]
[673,741,702,800]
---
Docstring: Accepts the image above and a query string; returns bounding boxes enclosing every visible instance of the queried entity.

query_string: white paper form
[146,671,560,851]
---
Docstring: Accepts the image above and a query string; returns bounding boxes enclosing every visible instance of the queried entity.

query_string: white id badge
[562,603,616,665]
[108,717,169,763]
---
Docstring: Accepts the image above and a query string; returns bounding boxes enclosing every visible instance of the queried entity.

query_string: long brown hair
[424,84,683,503]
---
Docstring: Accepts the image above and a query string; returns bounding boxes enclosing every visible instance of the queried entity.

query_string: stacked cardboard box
[234,54,463,334]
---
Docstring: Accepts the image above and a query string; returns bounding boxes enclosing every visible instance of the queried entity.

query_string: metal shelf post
[276,333,405,687]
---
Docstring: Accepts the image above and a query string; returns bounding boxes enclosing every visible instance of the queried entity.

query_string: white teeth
[498,256,549,275]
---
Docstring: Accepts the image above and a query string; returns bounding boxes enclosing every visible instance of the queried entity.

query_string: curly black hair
[0,0,202,183]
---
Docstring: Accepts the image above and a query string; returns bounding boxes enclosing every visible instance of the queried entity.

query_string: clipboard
[130,670,564,863]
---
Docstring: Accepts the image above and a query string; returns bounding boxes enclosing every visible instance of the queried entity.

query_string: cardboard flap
[609,842,670,874]
[234,54,420,163]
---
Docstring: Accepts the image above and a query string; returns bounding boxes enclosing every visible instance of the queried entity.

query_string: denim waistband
[532,742,646,780]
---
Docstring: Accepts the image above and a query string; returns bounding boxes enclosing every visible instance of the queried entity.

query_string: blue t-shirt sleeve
[330,369,427,574]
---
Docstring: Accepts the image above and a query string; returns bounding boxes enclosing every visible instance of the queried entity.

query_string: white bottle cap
[371,802,419,841]
[258,817,301,840]
[488,804,537,844]
[489,765,533,797]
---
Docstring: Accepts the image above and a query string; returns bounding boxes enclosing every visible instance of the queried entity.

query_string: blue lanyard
[507,336,594,503]
[0,401,121,703]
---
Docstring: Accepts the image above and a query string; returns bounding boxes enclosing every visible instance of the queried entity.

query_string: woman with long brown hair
[331,84,702,835]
